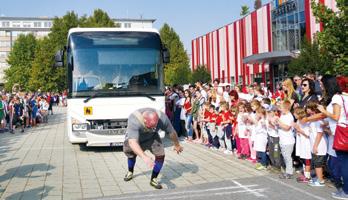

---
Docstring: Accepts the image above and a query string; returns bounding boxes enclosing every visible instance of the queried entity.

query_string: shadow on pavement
[161,160,199,189]
[0,163,55,182]
[5,186,53,200]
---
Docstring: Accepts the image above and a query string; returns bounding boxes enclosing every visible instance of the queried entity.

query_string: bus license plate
[110,142,123,147]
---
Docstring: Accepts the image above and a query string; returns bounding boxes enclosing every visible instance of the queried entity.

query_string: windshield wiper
[138,93,156,101]
[83,93,106,103]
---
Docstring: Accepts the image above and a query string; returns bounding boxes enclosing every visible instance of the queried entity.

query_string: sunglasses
[301,84,308,87]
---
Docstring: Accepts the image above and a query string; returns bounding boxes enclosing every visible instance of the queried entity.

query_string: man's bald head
[142,110,159,129]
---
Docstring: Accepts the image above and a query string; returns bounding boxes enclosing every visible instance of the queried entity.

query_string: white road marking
[265,176,329,200]
[147,188,267,200]
[232,180,266,197]
[103,184,260,200]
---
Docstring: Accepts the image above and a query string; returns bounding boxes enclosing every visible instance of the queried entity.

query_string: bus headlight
[72,123,88,131]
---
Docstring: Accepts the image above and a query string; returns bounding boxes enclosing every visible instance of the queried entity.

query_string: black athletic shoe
[10,130,14,134]
[150,178,163,189]
[123,172,133,182]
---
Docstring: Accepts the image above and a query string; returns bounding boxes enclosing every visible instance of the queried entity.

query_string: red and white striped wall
[305,0,338,42]
[191,3,272,85]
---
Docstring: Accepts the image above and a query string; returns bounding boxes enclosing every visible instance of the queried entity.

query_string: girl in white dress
[293,108,312,183]
[254,107,268,170]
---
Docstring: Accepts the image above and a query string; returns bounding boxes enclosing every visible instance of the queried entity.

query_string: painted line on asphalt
[147,188,267,200]
[232,180,266,197]
[101,184,259,200]
[187,143,329,200]
[265,176,329,200]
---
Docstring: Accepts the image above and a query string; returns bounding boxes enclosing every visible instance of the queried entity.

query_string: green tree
[49,11,79,50]
[288,39,333,76]
[311,0,348,75]
[160,23,191,85]
[4,34,37,91]
[240,5,250,16]
[254,0,262,10]
[191,65,211,83]
[29,37,66,92]
[79,9,119,27]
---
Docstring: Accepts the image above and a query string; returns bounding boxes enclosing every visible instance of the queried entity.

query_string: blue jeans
[327,155,342,188]
[336,151,348,193]
[257,151,268,166]
[185,114,193,138]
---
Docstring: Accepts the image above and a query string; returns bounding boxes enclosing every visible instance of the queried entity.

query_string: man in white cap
[123,108,183,189]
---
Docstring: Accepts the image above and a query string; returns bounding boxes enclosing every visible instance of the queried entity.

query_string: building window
[124,23,131,28]
[23,23,31,28]
[0,52,8,58]
[12,22,21,28]
[34,22,42,27]
[0,41,11,47]
[231,76,235,85]
[238,76,243,85]
[44,21,52,28]
[1,21,10,27]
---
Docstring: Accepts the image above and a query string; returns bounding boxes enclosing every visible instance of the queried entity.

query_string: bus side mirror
[163,48,170,64]
[54,50,64,67]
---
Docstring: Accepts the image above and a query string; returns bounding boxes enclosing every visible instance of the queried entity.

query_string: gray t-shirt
[125,108,175,143]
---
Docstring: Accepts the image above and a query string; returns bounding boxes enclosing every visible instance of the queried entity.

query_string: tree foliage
[311,0,348,75]
[79,9,119,27]
[5,9,116,92]
[240,5,250,16]
[288,39,333,76]
[254,0,262,10]
[4,34,37,91]
[191,65,211,84]
[160,23,191,85]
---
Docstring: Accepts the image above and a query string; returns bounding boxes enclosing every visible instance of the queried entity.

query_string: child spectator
[254,107,268,170]
[11,96,24,133]
[216,104,225,151]
[208,105,219,150]
[275,100,295,179]
[183,89,193,142]
[230,107,238,154]
[292,107,312,183]
[201,102,211,145]
[306,102,328,187]
[236,102,250,159]
[266,109,281,171]
[248,100,261,162]
[221,102,233,154]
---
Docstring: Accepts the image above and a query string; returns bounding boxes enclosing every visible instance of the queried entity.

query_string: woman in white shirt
[317,75,348,198]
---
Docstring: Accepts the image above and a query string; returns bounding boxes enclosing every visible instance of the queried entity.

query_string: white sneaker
[224,150,233,155]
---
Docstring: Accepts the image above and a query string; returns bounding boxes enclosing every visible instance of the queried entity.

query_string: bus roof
[68,28,160,36]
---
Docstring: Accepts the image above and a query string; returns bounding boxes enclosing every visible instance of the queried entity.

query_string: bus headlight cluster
[72,123,88,131]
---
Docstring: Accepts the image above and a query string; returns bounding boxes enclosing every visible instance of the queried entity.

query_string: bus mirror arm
[54,49,64,67]
[162,48,170,64]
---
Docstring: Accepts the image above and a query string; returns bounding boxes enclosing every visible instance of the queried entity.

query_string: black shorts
[12,116,23,126]
[311,154,326,168]
[123,135,165,158]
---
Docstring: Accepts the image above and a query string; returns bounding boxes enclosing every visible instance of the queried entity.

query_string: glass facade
[272,0,306,51]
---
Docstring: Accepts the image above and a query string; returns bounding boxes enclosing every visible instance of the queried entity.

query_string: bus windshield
[68,31,164,97]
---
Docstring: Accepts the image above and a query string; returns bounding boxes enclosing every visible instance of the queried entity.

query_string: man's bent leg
[149,138,165,189]
[123,140,137,181]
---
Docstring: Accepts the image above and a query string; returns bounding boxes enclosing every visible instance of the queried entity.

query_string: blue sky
[0,0,259,54]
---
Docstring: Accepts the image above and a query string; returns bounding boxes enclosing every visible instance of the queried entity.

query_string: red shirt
[209,112,217,123]
[203,110,212,121]
[222,111,232,124]
[183,98,192,113]
[215,112,224,126]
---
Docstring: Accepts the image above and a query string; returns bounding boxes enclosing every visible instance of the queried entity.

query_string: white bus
[54,28,169,146]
